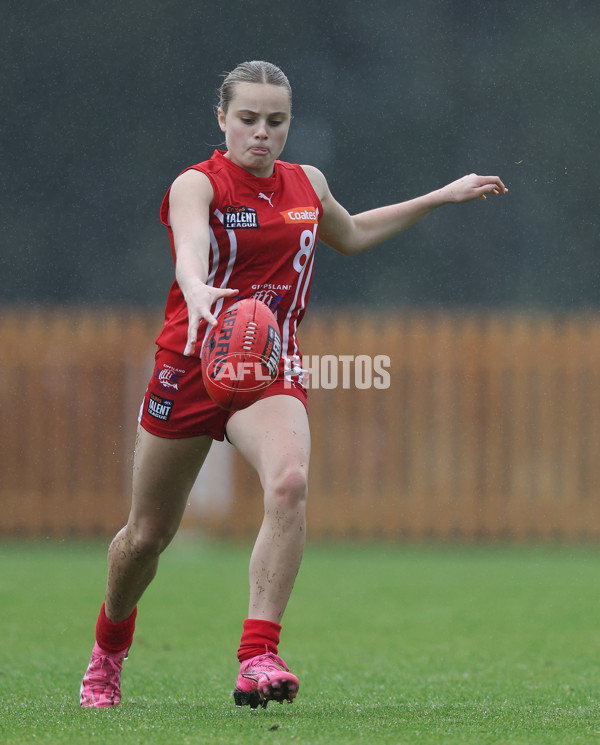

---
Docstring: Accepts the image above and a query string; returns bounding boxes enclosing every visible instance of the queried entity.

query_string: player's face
[218,83,291,178]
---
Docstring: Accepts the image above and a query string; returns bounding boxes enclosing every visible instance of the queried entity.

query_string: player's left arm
[302,165,507,257]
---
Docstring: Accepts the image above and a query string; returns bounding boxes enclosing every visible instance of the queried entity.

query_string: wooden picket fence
[1,307,599,541]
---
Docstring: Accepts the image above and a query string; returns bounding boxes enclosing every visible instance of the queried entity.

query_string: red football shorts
[138,347,308,441]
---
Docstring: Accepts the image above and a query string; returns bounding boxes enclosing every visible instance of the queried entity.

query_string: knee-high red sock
[237,618,282,662]
[95,602,137,653]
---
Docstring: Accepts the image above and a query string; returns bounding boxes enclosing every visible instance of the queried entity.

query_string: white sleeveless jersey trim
[284,247,316,388]
[281,237,316,362]
[281,216,318,363]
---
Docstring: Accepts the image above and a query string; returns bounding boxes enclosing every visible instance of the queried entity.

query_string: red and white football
[201,298,282,411]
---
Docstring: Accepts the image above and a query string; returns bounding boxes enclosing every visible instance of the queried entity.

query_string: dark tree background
[3,0,598,311]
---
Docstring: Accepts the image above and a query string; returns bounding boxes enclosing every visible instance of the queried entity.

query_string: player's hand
[439,174,508,204]
[183,284,239,356]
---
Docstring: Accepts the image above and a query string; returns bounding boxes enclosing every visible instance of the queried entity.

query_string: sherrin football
[201,298,282,411]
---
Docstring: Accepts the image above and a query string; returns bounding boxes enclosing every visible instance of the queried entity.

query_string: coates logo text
[280,206,319,224]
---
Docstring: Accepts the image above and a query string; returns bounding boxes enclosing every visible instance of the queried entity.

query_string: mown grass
[1,538,600,744]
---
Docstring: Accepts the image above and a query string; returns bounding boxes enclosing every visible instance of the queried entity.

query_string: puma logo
[258,192,274,207]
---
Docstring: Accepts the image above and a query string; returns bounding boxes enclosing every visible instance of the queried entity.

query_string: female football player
[80,60,507,709]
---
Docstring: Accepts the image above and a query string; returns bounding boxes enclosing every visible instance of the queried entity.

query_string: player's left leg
[225,393,310,708]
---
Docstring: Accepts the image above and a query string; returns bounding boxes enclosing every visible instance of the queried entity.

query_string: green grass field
[1,539,600,744]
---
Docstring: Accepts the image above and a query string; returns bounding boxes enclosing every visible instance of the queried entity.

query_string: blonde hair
[218,61,292,113]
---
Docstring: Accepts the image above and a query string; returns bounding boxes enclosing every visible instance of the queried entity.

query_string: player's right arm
[169,169,238,356]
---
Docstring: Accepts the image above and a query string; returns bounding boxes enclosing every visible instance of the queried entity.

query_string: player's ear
[217,108,227,133]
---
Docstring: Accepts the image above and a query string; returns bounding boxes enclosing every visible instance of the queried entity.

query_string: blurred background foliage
[2,0,598,311]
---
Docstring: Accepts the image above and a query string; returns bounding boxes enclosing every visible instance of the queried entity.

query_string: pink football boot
[80,642,129,707]
[234,651,299,709]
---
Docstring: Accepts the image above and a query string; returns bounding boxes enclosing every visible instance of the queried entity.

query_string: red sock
[95,602,137,653]
[237,618,282,662]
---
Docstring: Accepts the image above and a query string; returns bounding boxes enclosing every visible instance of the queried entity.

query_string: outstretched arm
[169,169,238,355]
[303,166,508,257]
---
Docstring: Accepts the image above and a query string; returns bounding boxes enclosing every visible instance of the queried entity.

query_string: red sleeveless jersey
[157,150,323,373]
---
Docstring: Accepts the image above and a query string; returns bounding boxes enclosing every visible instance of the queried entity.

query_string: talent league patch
[147,392,174,421]
[223,205,259,229]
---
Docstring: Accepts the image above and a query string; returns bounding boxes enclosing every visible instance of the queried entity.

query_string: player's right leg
[80,426,212,707]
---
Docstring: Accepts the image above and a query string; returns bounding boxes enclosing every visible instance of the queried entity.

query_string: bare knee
[114,520,177,562]
[265,466,308,513]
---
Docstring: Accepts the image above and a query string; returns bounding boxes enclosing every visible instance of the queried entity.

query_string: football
[201,298,282,411]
